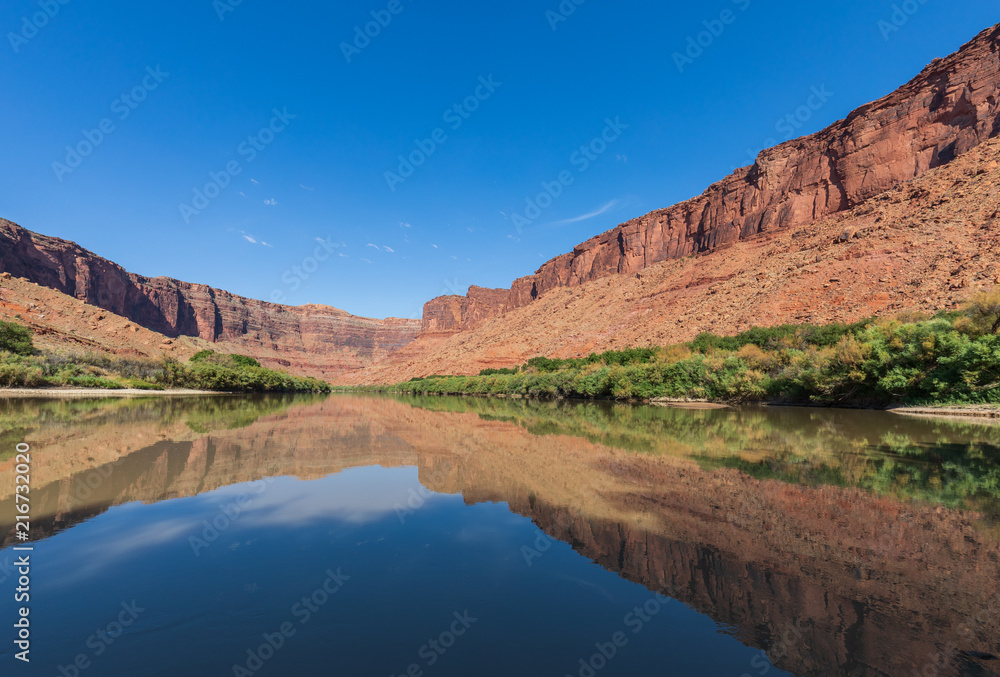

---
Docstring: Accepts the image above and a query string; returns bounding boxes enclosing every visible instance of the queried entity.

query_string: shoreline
[887,405,1000,421]
[10,385,997,421]
[0,388,230,398]
[349,389,1000,420]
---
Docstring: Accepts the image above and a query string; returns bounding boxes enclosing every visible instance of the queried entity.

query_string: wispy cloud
[366,243,380,250]
[263,198,277,206]
[300,184,315,191]
[238,229,271,247]
[250,178,259,185]
[431,244,438,249]
[361,258,372,264]
[550,199,620,226]
[383,246,395,254]
[399,221,411,228]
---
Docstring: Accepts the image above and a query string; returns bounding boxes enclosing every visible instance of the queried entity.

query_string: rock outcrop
[0,219,420,378]
[421,286,509,333]
[423,23,1000,331]
[352,133,1000,382]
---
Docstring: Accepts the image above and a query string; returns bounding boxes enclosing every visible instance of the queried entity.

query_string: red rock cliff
[421,286,510,332]
[428,24,1000,330]
[0,219,420,378]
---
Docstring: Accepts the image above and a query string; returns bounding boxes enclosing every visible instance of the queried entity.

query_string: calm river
[1,394,998,676]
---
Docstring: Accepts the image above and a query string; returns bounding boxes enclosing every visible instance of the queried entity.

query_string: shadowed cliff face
[0,219,420,378]
[422,24,1000,332]
[2,395,998,676]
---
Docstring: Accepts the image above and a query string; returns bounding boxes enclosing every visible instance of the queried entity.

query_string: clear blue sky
[1,1,996,319]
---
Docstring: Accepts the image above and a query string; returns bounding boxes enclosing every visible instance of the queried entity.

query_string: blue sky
[1,1,996,319]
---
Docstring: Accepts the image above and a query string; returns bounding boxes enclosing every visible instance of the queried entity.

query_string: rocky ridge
[420,24,1000,333]
[0,219,420,379]
[348,135,1000,382]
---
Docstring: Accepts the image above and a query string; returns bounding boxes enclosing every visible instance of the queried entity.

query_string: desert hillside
[347,136,1000,383]
[418,24,1000,334]
[3,25,1000,385]
[0,219,419,379]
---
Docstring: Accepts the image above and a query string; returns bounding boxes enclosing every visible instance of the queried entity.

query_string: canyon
[3,24,1000,382]
[419,23,1000,334]
[0,218,420,379]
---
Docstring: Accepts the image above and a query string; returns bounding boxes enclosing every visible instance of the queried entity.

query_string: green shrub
[65,375,124,389]
[231,354,262,368]
[0,321,35,356]
[370,300,1000,407]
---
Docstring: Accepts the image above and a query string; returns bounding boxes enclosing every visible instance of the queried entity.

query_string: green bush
[64,375,124,389]
[0,346,329,393]
[0,321,35,356]
[363,299,1000,407]
[231,354,262,368]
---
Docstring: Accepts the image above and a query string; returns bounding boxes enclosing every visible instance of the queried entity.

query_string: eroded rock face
[421,286,509,332]
[0,220,420,378]
[429,24,1000,330]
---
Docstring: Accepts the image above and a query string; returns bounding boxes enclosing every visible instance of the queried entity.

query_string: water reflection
[0,394,998,676]
[398,395,1000,515]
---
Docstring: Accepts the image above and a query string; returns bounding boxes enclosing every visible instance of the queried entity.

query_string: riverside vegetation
[353,289,1000,407]
[387,394,1000,516]
[0,323,330,393]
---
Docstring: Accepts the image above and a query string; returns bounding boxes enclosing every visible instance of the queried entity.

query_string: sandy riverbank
[0,388,228,398]
[889,405,1000,421]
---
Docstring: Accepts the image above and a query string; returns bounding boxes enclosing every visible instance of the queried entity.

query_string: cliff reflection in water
[1,394,998,676]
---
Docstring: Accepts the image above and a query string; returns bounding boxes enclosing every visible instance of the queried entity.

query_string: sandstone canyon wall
[424,24,1000,332]
[0,219,420,377]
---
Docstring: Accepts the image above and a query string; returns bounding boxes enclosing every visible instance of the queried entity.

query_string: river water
[1,394,998,676]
